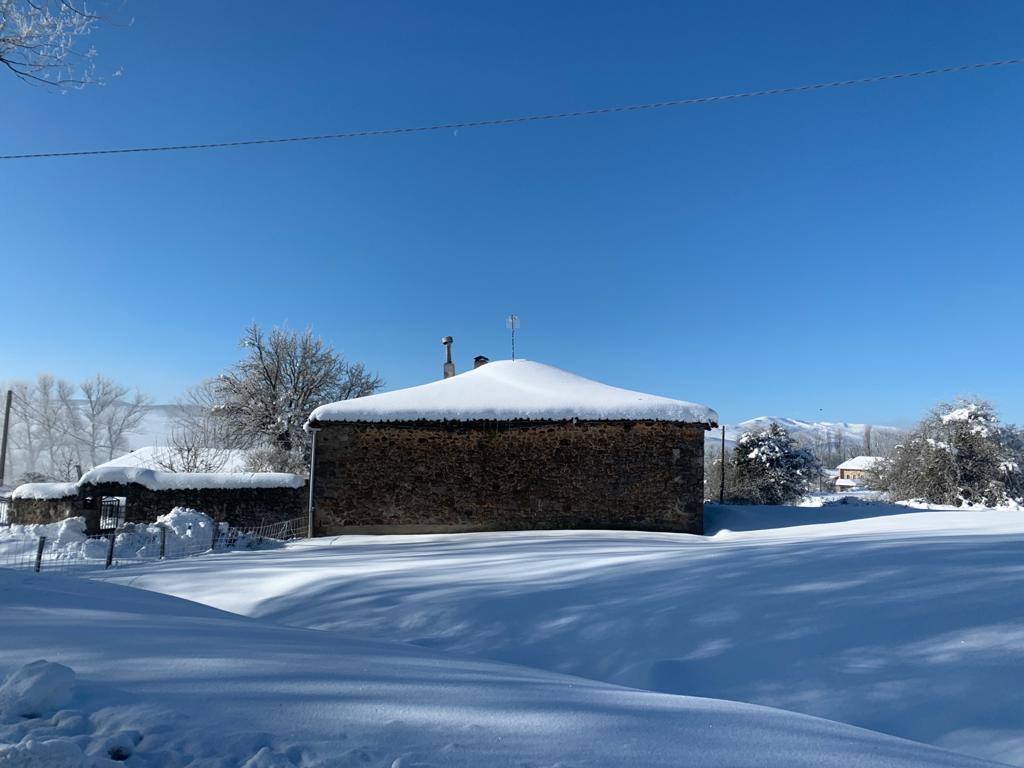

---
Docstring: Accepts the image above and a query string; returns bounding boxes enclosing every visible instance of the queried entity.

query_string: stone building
[9,483,81,525]
[7,470,306,531]
[307,359,717,535]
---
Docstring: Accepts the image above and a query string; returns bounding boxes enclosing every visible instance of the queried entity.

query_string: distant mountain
[123,404,185,450]
[706,416,906,455]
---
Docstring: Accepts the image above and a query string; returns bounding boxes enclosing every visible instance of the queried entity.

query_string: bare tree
[158,381,238,472]
[213,324,383,472]
[6,380,43,475]
[76,374,148,465]
[0,0,116,87]
[2,372,148,480]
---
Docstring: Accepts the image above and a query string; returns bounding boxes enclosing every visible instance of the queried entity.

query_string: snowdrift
[103,502,1024,766]
[0,568,999,767]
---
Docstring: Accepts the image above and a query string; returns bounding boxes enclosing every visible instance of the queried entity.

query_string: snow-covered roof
[79,467,305,491]
[834,478,858,488]
[91,446,253,473]
[308,360,717,426]
[836,456,883,471]
[11,482,80,501]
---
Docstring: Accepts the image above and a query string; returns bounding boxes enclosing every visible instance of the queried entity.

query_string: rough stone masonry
[313,419,707,534]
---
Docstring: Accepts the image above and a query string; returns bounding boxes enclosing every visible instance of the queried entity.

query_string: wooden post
[105,533,115,569]
[34,536,46,572]
[210,521,219,550]
[159,525,167,560]
[718,425,726,504]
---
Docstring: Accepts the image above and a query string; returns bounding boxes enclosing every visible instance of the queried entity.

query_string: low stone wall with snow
[7,497,86,527]
[80,482,307,528]
[313,419,707,534]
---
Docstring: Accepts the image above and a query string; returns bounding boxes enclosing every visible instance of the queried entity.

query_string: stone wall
[7,498,83,526]
[80,483,308,528]
[313,420,706,534]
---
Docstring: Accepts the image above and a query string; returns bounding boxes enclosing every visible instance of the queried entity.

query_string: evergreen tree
[731,423,821,505]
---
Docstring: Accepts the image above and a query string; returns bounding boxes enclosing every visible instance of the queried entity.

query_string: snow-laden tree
[870,398,1023,506]
[731,423,822,505]
[213,324,383,473]
[2,373,148,480]
[0,0,114,87]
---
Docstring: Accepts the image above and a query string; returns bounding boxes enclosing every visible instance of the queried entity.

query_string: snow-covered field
[2,502,1021,766]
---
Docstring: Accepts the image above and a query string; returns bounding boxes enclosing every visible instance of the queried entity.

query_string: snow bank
[78,467,304,491]
[0,518,87,546]
[10,483,78,501]
[0,510,280,566]
[309,359,717,425]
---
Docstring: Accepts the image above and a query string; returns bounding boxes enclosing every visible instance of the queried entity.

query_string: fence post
[104,533,115,569]
[159,525,167,560]
[34,536,46,572]
[210,521,219,551]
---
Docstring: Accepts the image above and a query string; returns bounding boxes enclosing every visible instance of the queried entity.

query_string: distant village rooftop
[307,359,717,426]
[836,456,883,472]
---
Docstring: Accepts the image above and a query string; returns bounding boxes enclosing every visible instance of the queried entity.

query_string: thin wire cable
[2,57,1020,161]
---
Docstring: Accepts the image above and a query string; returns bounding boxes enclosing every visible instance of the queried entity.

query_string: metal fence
[0,516,308,576]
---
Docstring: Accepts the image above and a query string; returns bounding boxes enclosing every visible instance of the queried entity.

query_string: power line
[2,57,1020,162]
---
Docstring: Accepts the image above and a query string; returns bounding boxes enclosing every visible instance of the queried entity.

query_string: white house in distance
[834,455,883,491]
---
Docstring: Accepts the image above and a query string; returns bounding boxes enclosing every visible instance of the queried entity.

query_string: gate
[99,497,125,531]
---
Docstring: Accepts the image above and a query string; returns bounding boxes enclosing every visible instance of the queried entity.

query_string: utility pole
[0,390,12,487]
[306,427,320,538]
[718,425,726,504]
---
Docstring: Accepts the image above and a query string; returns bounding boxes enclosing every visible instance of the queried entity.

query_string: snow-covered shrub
[870,398,1024,506]
[730,424,822,505]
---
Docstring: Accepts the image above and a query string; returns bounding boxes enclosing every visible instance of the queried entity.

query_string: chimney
[473,355,489,369]
[441,336,455,379]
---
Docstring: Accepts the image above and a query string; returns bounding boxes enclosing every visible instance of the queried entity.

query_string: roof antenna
[506,314,519,360]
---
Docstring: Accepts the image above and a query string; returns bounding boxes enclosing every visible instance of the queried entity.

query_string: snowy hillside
[101,504,1024,766]
[122,404,182,450]
[707,416,905,450]
[0,567,991,767]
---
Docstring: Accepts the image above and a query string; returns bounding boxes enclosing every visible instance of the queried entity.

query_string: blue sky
[3,1,1023,426]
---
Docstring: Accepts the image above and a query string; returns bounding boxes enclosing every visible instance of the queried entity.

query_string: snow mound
[0,738,86,767]
[309,359,717,425]
[0,659,294,768]
[0,518,87,547]
[0,662,74,719]
[154,507,214,538]
[10,483,78,501]
[78,467,305,491]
